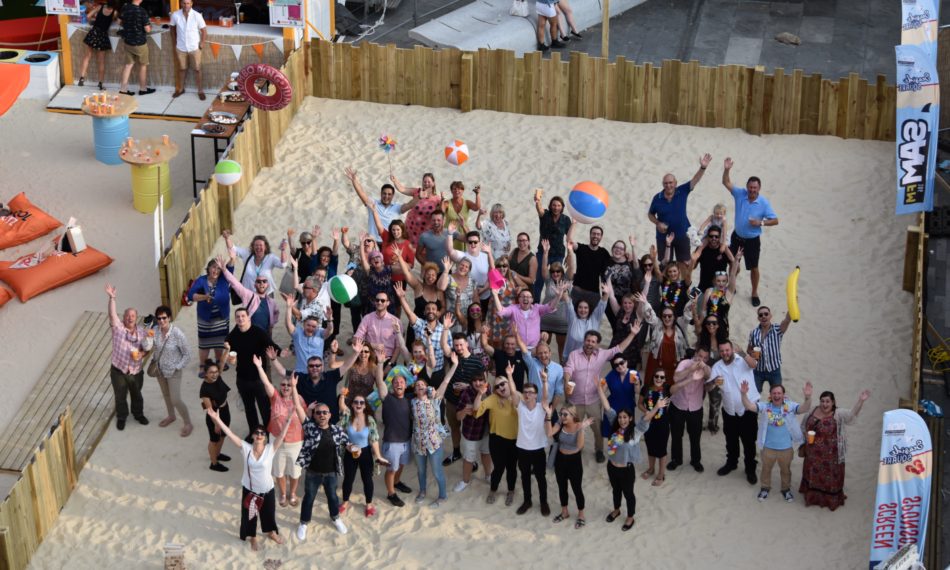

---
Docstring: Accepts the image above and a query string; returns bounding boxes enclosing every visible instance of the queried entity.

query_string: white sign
[269,0,305,28]
[45,0,81,17]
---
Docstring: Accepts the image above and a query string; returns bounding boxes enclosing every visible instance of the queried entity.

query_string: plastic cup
[715,377,723,387]
[753,347,761,360]
[228,351,237,365]
[807,430,815,444]
[566,381,575,395]
[350,444,360,458]
[148,329,154,337]
[131,349,140,361]
[162,135,169,145]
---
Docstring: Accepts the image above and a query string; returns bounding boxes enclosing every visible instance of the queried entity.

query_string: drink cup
[228,351,237,365]
[535,189,542,201]
[807,430,816,444]
[350,444,360,458]
[753,347,761,360]
[148,329,154,337]
[566,381,575,395]
[162,135,169,145]
[715,376,723,387]
[131,349,140,361]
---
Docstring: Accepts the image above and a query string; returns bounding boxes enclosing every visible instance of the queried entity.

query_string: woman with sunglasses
[288,225,320,282]
[539,239,573,359]
[150,304,193,436]
[482,255,519,348]
[253,353,305,509]
[341,229,378,331]
[393,253,444,346]
[638,291,693,393]
[600,353,642,439]
[605,236,642,330]
[700,247,742,337]
[187,257,234,378]
[337,392,387,517]
[562,280,610,364]
[443,181,482,250]
[606,286,645,370]
[440,255,476,334]
[345,341,381,405]
[473,363,521,506]
[658,233,691,318]
[638,247,663,316]
[206,401,294,551]
[411,351,460,508]
[638,367,672,486]
[456,301,492,370]
[544,400,595,529]
[390,171,440,246]
[697,311,728,435]
[595,379,668,530]
[372,206,415,289]
[200,360,231,472]
[358,230,395,317]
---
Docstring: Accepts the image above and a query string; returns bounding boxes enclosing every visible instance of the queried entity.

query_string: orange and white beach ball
[444,141,469,166]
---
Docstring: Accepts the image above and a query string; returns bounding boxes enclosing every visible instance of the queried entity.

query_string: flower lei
[708,289,725,314]
[662,280,682,307]
[647,389,665,419]
[607,430,625,456]
[409,358,426,381]
[766,399,789,427]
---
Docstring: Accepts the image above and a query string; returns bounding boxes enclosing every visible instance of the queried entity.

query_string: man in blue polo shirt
[344,166,418,247]
[648,153,713,262]
[721,157,779,307]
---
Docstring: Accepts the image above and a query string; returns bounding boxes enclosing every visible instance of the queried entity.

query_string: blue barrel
[92,115,130,166]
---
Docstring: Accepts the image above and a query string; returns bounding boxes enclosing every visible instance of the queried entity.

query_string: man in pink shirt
[668,346,712,473]
[490,282,568,349]
[563,327,639,463]
[354,291,400,360]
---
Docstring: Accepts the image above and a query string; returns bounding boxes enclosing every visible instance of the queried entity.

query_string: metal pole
[413,0,418,28]
[601,0,609,59]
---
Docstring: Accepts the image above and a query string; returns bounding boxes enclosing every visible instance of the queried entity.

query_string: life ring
[237,64,292,112]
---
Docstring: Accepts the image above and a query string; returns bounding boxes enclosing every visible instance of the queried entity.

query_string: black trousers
[348,302,362,333]
[240,487,278,540]
[342,445,375,503]
[554,450,584,509]
[517,447,548,503]
[489,433,518,492]
[723,410,759,474]
[327,300,342,342]
[236,377,271,436]
[669,403,703,465]
[607,462,636,517]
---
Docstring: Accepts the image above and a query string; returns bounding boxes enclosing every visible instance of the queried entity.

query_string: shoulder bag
[230,258,250,305]
[146,327,169,378]
[510,0,529,18]
[242,449,266,518]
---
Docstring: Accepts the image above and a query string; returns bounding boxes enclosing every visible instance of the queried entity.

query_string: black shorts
[729,232,761,270]
[206,404,231,442]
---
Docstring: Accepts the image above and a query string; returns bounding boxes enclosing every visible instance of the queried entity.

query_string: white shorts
[272,440,303,479]
[461,434,490,462]
[383,441,411,471]
[536,2,556,18]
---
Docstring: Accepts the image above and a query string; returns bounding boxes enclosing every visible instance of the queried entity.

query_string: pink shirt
[563,346,621,405]
[354,311,401,359]
[670,359,705,412]
[498,303,552,348]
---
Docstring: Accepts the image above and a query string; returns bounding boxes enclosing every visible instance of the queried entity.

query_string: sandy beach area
[17,97,912,569]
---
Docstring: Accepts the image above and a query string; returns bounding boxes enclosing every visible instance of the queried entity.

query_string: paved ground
[340,0,914,81]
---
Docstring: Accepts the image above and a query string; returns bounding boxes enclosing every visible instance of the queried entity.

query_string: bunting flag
[273,39,284,55]
[210,42,221,59]
[230,43,242,61]
[252,43,263,60]
[66,23,79,40]
[149,34,161,51]
[109,36,120,53]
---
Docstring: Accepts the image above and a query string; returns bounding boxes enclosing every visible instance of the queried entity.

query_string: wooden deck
[0,311,143,472]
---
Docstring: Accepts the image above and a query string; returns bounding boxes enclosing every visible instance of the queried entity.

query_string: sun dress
[405,188,441,246]
[800,413,847,511]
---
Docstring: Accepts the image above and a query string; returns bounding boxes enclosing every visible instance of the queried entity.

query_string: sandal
[279,494,287,507]
[180,424,193,437]
[486,493,496,505]
[289,494,298,507]
[97,82,104,91]
[641,469,655,480]
[552,513,566,523]
[78,76,85,86]
[217,359,230,372]
[574,518,586,529]
[198,365,206,379]
[652,476,665,487]
[158,416,175,428]
[505,491,515,506]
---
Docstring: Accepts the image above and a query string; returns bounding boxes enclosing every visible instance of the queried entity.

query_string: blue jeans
[299,470,340,524]
[753,367,782,394]
[534,251,564,302]
[415,445,446,500]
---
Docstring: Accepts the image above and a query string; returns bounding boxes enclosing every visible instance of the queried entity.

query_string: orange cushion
[0,240,114,302]
[0,193,63,251]
[0,287,12,309]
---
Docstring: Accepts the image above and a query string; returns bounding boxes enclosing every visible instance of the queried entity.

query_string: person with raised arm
[282,289,332,381]
[605,284,645,371]
[707,341,760,485]
[443,181,482,250]
[337,389,389,517]
[562,279,610,364]
[544,394,595,529]
[481,255,520,348]
[594,379,667,531]
[639,291,694,392]
[474,362,521,507]
[411,351,460,508]
[375,343,418,507]
[698,247,742,336]
[514,366,551,517]
[637,366,673,487]
[354,286,400,361]
[187,257,235,379]
[440,254,476,334]
[287,225,319,282]
[452,370,493,493]
[538,238,573,358]
[479,327,527,392]
[605,235,642,330]
[491,272,568,351]
[647,153,713,263]
[565,221,612,312]
[344,166,418,247]
[218,253,279,339]
[223,308,282,441]
[439,314,487,466]
[391,171,442,248]
[394,281,445,372]
[105,283,154,431]
[223,231,287,296]
[448,231,495,309]
[253,353,305,509]
[689,224,734,293]
[532,192,572,302]
[748,305,794,394]
[476,203,512,260]
[667,346,711,473]
[295,337,361,425]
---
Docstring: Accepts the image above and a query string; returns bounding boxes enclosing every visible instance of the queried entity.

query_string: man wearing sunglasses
[218,253,280,336]
[447,231,494,307]
[490,281,568,350]
[296,402,352,538]
[345,166,419,247]
[105,283,154,431]
[689,226,735,292]
[648,153,713,263]
[747,306,792,394]
[354,292,401,361]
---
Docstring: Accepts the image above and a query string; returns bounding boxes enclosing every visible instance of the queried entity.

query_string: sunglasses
[280,384,292,388]
[206,369,219,375]
[525,390,538,395]
[468,241,480,245]
[256,279,268,284]
[654,375,666,380]
[614,359,626,365]
[559,412,571,418]
[707,321,719,326]
[375,298,388,303]
[550,270,563,274]
[469,307,482,313]
[495,381,507,388]
[156,316,169,321]
[361,350,371,355]
[714,271,727,276]
[708,234,720,239]
[496,264,508,268]
[353,401,366,406]
[662,314,675,319]
[758,312,770,317]
[300,240,312,245]
[308,363,323,368]
[253,430,267,436]
[643,263,654,268]
[314,410,330,415]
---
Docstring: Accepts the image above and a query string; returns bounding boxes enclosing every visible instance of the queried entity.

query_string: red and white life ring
[237,64,293,112]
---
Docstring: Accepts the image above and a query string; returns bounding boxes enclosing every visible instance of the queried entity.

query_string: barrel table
[80,93,138,166]
[118,136,178,213]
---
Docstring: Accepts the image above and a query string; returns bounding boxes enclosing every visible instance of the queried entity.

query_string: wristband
[700,166,707,170]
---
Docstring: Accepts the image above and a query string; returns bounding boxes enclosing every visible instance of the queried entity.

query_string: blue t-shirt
[732,185,777,239]
[525,356,564,405]
[648,182,692,239]
[367,200,404,242]
[763,402,793,450]
[293,326,325,374]
[602,369,640,436]
[250,298,270,332]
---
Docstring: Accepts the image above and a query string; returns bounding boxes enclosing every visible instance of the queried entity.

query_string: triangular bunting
[210,42,221,59]
[66,24,79,40]
[230,43,242,61]
[272,38,283,55]
[252,43,263,60]
[109,36,120,52]
[149,34,161,50]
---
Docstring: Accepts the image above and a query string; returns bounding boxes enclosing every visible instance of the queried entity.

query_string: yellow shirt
[475,394,519,439]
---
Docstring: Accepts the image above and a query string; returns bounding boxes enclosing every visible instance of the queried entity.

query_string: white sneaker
[295,524,307,540]
[236,397,245,412]
[333,519,348,534]
[485,475,491,484]
[453,480,470,493]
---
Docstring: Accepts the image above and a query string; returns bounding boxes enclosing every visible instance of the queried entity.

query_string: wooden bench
[0,311,147,472]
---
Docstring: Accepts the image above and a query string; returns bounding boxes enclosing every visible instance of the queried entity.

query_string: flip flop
[552,513,566,523]
[652,476,665,487]
[180,424,193,437]
[641,470,655,480]
[505,491,515,506]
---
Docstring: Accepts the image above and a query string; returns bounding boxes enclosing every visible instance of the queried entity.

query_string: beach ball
[566,181,610,224]
[328,274,357,305]
[444,140,469,166]
[214,160,242,187]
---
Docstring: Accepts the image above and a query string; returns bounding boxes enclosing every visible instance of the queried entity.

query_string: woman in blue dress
[601,353,642,438]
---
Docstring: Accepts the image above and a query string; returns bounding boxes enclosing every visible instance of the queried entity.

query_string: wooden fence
[159,43,311,320]
[0,408,77,570]
[311,40,897,141]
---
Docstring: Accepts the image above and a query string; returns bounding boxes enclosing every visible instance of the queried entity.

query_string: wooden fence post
[461,54,473,113]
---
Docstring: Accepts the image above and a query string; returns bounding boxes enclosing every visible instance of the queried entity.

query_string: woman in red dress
[390,172,440,246]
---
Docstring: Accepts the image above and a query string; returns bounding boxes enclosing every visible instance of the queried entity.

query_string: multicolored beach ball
[445,141,469,166]
[329,274,357,305]
[566,181,610,224]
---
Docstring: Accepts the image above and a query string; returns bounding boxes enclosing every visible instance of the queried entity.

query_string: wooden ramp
[0,311,137,472]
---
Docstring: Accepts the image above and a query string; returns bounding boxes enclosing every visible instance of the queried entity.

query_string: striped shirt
[748,323,783,373]
[443,353,485,406]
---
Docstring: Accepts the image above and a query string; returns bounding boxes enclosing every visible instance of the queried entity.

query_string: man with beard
[375,360,416,507]
[345,166,419,248]
[566,222,611,310]
[395,283,445,372]
[417,210,461,271]
[708,341,760,484]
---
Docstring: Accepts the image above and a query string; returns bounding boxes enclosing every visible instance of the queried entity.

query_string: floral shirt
[411,390,445,455]
[538,211,572,259]
[488,276,518,344]
[150,325,191,377]
[480,219,511,259]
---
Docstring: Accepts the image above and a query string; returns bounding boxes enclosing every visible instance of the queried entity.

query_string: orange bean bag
[1,193,63,251]
[0,287,12,309]
[0,238,114,302]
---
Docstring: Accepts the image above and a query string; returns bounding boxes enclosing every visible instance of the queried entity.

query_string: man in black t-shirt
[689,226,735,293]
[223,308,281,440]
[567,222,611,310]
[296,403,351,538]
[116,0,156,96]
[480,332,527,391]
[376,365,415,507]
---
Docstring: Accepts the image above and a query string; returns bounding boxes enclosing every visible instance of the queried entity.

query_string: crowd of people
[104,156,870,548]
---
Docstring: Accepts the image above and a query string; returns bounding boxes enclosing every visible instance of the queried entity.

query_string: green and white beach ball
[214,160,242,186]
[329,274,357,305]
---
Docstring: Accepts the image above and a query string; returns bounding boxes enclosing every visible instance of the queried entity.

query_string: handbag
[510,0,529,17]
[146,327,169,378]
[242,450,266,519]
[230,258,250,305]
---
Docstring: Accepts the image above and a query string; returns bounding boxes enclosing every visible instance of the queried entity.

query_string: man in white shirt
[344,166,415,246]
[707,341,760,485]
[170,0,207,99]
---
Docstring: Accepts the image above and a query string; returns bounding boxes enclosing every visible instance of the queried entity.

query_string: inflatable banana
[786,266,801,322]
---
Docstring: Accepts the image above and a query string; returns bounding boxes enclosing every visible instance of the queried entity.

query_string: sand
[21,97,912,570]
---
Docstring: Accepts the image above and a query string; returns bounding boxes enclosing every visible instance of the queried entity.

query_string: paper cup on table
[566,381,575,395]
[228,351,237,365]
[807,430,815,444]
